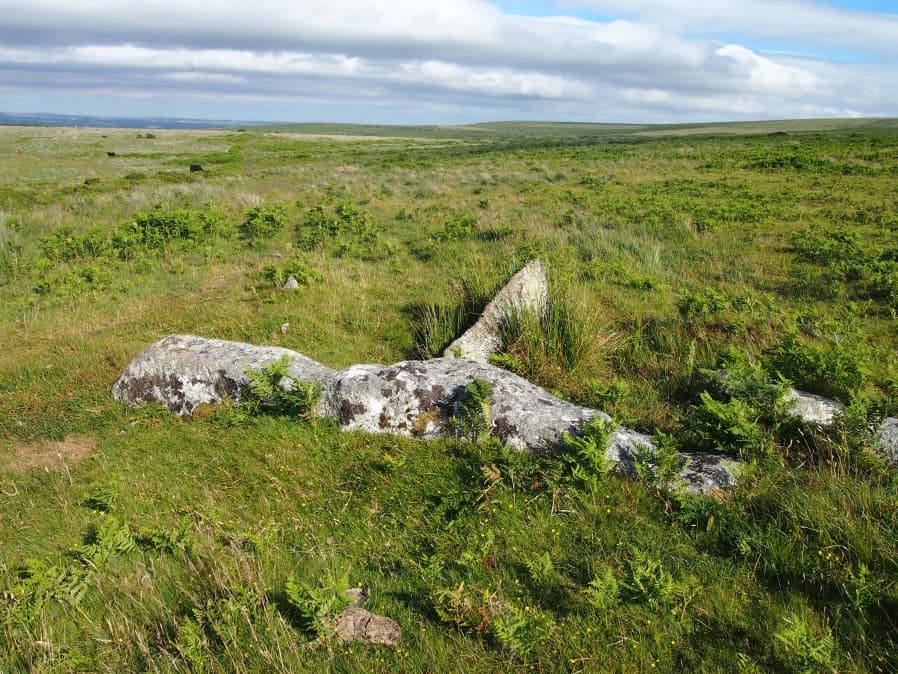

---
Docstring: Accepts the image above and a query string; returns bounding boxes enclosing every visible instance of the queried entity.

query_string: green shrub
[690,391,767,458]
[625,549,687,608]
[677,286,755,321]
[242,356,322,418]
[774,613,836,673]
[453,379,494,443]
[258,258,322,288]
[705,347,793,423]
[789,228,863,267]
[634,432,684,487]
[125,208,228,255]
[295,202,395,260]
[40,225,110,261]
[283,571,351,636]
[562,417,616,489]
[767,329,871,401]
[40,208,228,265]
[240,205,287,245]
[438,212,478,242]
[788,227,898,310]
[295,204,340,250]
[583,566,620,612]
[493,605,554,659]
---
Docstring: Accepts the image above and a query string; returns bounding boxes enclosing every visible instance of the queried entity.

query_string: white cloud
[0,0,895,122]
[561,0,898,55]
[161,71,245,85]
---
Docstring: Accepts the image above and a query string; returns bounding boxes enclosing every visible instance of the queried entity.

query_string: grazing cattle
[189,164,203,172]
[107,151,116,157]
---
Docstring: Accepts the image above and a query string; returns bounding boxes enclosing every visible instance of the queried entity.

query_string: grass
[1,119,898,672]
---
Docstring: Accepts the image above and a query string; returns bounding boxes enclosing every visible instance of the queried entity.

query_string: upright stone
[443,259,549,363]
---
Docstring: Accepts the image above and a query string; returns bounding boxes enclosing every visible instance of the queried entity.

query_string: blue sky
[1,0,897,124]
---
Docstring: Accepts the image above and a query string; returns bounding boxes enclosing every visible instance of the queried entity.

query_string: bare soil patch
[4,435,96,473]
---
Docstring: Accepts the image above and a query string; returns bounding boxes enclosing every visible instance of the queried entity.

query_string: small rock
[280,322,289,334]
[876,417,898,465]
[283,276,300,289]
[334,607,400,646]
[784,388,844,426]
[345,587,369,607]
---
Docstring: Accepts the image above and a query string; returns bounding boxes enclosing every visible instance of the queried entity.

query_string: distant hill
[256,117,898,140]
[0,111,270,129]
[4,112,897,137]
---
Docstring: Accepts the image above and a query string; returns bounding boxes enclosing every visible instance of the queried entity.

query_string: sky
[1,0,897,124]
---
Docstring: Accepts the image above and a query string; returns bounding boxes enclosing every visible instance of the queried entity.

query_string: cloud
[0,0,895,122]
[560,0,898,56]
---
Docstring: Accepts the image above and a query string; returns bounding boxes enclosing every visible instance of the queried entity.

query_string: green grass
[2,120,898,672]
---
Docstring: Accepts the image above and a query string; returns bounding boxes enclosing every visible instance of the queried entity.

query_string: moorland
[1,117,898,672]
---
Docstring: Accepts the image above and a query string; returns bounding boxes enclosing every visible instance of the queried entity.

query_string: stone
[674,453,742,496]
[784,388,844,426]
[333,607,400,646]
[113,334,742,494]
[112,334,336,415]
[443,259,548,363]
[345,587,369,607]
[606,427,739,497]
[283,276,300,289]
[320,357,603,453]
[708,370,845,427]
[876,417,898,465]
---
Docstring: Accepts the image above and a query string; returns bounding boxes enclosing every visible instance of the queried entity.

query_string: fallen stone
[333,607,400,646]
[112,334,336,415]
[113,334,742,494]
[283,276,300,289]
[784,388,844,426]
[876,417,898,465]
[320,357,602,453]
[443,259,548,363]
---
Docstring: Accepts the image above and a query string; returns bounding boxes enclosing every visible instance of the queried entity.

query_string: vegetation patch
[3,121,898,672]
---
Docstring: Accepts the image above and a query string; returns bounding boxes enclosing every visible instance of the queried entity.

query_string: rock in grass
[784,388,844,426]
[877,417,898,465]
[334,607,400,646]
[322,357,600,452]
[112,334,336,414]
[113,334,740,494]
[443,259,548,363]
[675,452,742,495]
[282,275,300,289]
[708,370,845,427]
